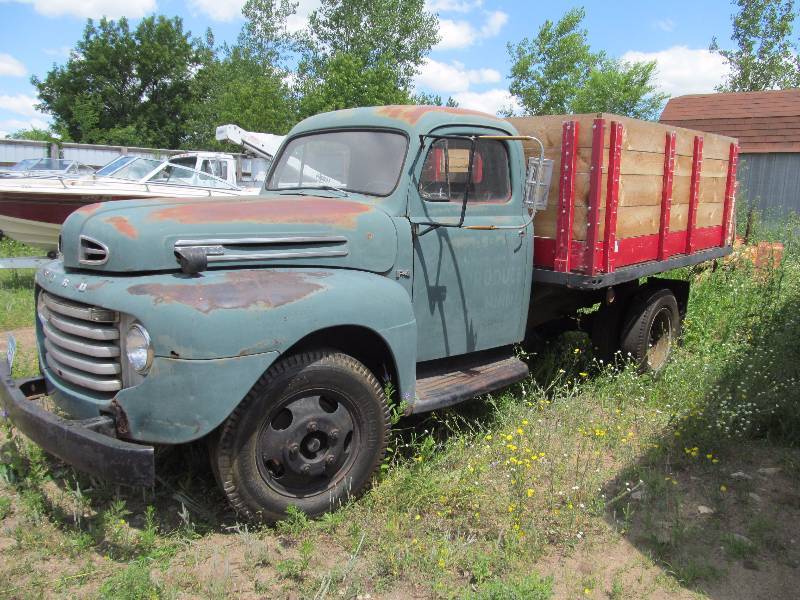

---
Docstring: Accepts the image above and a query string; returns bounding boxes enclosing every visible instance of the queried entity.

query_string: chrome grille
[39,292,121,394]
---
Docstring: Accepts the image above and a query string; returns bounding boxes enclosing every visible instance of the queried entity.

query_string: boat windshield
[6,158,40,171]
[145,162,238,189]
[96,156,163,180]
[266,130,408,196]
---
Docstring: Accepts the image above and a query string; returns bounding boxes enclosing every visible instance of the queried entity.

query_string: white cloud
[453,89,519,116]
[425,0,482,13]
[621,46,730,96]
[480,10,507,37]
[4,0,155,19]
[286,0,320,32]
[437,9,508,50]
[654,19,675,32]
[0,54,26,77]
[0,117,49,135]
[414,58,500,93]
[187,0,244,21]
[0,94,45,119]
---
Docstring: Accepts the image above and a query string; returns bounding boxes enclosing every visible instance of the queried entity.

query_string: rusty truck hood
[60,194,398,273]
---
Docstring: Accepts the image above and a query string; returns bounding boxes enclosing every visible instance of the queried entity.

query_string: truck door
[409,128,532,362]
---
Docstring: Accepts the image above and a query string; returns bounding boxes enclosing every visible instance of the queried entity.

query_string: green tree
[507,8,599,115]
[5,127,58,142]
[32,16,212,148]
[184,46,297,148]
[296,0,439,116]
[711,0,800,91]
[507,7,667,118]
[412,92,459,107]
[572,60,668,120]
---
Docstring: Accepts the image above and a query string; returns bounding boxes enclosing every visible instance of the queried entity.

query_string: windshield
[7,158,40,171]
[97,156,162,180]
[146,163,237,189]
[266,130,408,196]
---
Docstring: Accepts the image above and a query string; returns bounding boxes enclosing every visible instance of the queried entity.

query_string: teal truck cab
[1,106,733,520]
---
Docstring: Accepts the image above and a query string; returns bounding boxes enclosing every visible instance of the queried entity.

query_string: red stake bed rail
[584,118,606,276]
[657,131,677,260]
[602,121,623,273]
[554,120,579,272]
[721,143,739,246]
[685,135,704,254]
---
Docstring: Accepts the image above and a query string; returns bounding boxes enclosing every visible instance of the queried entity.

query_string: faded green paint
[35,105,530,444]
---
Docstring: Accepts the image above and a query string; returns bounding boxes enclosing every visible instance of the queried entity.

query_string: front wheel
[213,351,390,521]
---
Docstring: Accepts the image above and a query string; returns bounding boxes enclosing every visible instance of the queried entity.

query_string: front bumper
[0,361,154,487]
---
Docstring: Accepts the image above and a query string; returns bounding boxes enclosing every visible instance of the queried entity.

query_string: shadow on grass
[602,265,800,599]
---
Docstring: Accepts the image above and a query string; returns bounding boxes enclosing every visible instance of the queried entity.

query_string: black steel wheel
[620,288,680,374]
[213,351,390,521]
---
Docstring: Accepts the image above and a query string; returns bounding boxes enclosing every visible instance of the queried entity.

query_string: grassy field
[0,214,799,599]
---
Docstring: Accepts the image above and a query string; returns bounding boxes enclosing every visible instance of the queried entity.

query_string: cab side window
[419,138,511,203]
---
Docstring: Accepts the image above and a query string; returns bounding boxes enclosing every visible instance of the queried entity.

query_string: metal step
[409,350,529,414]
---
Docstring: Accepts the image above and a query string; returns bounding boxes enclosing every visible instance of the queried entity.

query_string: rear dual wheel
[620,288,681,374]
[213,351,390,521]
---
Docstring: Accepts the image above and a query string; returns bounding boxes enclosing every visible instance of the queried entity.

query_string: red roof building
[661,89,800,153]
[661,90,800,216]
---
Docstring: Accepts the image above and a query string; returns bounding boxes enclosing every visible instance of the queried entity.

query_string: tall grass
[0,211,798,597]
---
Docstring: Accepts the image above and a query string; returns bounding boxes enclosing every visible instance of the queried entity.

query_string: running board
[407,351,529,414]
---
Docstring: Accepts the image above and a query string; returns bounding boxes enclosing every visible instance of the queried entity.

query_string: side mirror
[523,156,553,213]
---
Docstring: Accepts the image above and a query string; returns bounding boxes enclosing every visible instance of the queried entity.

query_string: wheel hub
[256,393,356,495]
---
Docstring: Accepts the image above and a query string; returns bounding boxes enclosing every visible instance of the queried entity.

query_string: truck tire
[620,288,680,374]
[213,351,390,521]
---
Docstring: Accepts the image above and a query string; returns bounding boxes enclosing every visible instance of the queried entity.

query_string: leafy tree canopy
[507,7,667,119]
[32,16,212,148]
[296,0,439,117]
[711,0,800,91]
[5,127,58,142]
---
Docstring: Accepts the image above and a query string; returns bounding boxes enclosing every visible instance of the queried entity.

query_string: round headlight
[125,324,153,374]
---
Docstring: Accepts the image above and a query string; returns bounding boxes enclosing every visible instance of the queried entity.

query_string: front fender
[36,264,417,443]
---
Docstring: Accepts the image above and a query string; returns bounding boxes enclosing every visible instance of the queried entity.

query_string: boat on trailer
[0,155,252,252]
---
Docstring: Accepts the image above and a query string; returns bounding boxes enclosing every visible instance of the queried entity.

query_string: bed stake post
[585,118,605,275]
[686,135,704,254]
[554,120,579,273]
[603,121,623,273]
[722,143,739,247]
[658,131,676,260]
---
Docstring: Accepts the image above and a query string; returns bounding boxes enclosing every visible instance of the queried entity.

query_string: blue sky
[0,0,739,137]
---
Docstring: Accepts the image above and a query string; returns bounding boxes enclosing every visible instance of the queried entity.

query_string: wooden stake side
[602,121,623,273]
[685,135,704,254]
[721,143,739,246]
[584,118,605,275]
[657,132,677,260]
[554,120,579,273]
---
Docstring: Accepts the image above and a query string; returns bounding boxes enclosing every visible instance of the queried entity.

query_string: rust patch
[375,105,496,125]
[75,203,104,216]
[127,270,329,313]
[146,198,370,229]
[104,216,138,239]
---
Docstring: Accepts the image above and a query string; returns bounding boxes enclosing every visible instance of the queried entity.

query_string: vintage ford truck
[1,106,738,520]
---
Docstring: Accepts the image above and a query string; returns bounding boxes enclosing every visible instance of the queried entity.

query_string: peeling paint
[104,216,138,239]
[146,198,371,229]
[127,270,329,313]
[374,105,496,125]
[75,203,104,216]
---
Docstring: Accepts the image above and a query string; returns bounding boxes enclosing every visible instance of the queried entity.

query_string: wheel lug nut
[329,429,339,442]
[307,421,318,433]
[326,454,336,466]
[301,464,311,475]
[288,443,299,457]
